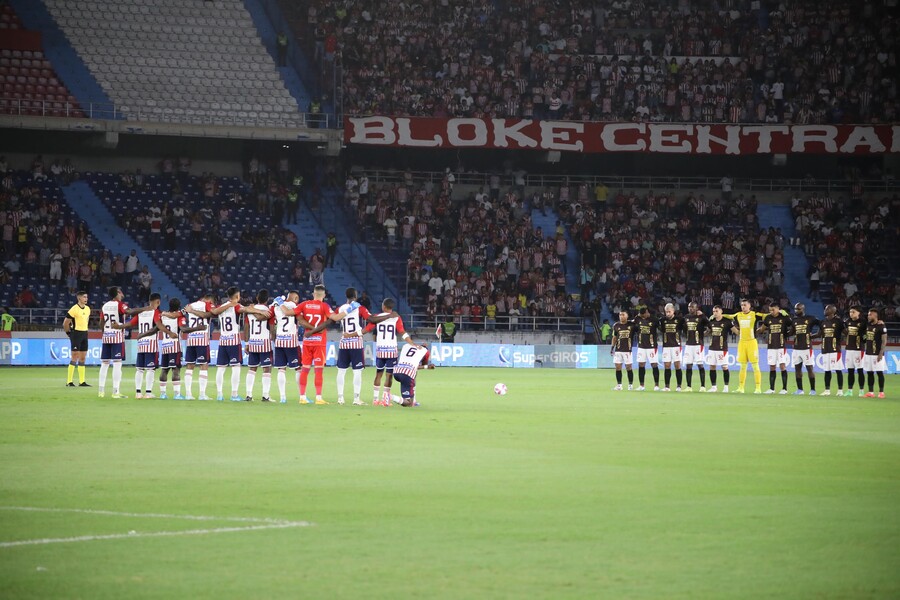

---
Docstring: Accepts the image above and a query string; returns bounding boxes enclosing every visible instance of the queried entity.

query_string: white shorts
[820,352,844,371]
[613,351,633,366]
[862,354,887,372]
[636,348,657,364]
[661,347,682,364]
[845,350,864,370]
[767,348,789,367]
[705,350,729,368]
[683,345,705,365]
[792,348,814,367]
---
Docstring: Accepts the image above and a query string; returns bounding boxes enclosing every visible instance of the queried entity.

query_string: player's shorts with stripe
[862,354,887,372]
[766,348,789,367]
[273,346,299,369]
[160,352,181,369]
[661,347,682,363]
[136,351,158,369]
[613,351,633,366]
[705,350,729,368]
[791,348,814,367]
[683,345,705,365]
[820,352,844,370]
[636,348,657,364]
[845,350,864,370]
[101,342,125,361]
[184,345,209,365]
[216,345,243,367]
[737,340,758,363]
[69,331,88,352]
[337,348,365,370]
[392,371,415,400]
[375,356,397,371]
[301,344,326,367]
[248,350,273,368]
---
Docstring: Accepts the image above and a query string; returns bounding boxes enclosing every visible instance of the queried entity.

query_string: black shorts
[69,330,88,352]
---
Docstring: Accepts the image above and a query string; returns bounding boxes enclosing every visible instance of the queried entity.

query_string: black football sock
[867,372,875,392]
[877,372,885,393]
[795,371,804,391]
[664,368,671,387]
[769,370,776,390]
[836,371,843,389]
[723,370,730,385]
[847,369,855,390]
[686,368,693,387]
[627,370,634,385]
[675,369,683,387]
[824,371,831,389]
[781,370,788,390]
[639,366,646,386]
[808,370,816,391]
[857,369,865,389]
[698,366,706,387]
[652,367,659,386]
[710,370,717,386]
[616,370,622,385]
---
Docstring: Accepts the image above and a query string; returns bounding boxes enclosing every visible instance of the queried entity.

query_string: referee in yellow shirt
[63,290,91,387]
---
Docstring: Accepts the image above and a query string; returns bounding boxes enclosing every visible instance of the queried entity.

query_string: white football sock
[353,369,362,398]
[215,367,226,396]
[135,368,144,393]
[98,362,109,392]
[246,370,256,398]
[262,372,271,398]
[198,370,208,397]
[277,369,287,400]
[336,367,347,398]
[144,369,155,395]
[184,370,193,396]
[173,380,181,395]
[231,366,241,397]
[112,361,122,393]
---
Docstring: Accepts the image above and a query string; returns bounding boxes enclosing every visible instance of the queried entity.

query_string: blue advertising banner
[2,337,899,373]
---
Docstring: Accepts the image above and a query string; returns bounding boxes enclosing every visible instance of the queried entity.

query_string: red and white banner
[344,117,900,155]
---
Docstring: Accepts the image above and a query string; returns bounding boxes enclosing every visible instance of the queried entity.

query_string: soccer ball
[494,383,508,395]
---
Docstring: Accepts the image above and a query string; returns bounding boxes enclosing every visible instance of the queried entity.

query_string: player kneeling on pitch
[391,342,430,407]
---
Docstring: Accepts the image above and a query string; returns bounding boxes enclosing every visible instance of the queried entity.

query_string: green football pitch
[0,367,898,599]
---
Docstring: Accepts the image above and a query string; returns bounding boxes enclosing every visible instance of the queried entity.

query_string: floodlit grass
[0,366,898,599]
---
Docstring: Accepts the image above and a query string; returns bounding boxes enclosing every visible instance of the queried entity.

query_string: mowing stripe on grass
[0,506,302,524]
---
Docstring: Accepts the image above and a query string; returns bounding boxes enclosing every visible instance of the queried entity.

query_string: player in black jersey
[705,306,732,392]
[790,303,819,395]
[863,308,887,398]
[759,303,791,394]
[682,302,709,391]
[843,306,866,397]
[658,303,685,391]
[818,304,845,396]
[611,310,636,390]
[633,307,660,390]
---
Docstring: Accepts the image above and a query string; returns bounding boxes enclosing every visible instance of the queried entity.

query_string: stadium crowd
[301,0,899,123]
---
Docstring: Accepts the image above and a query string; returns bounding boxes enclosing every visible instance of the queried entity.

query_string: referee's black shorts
[69,331,88,352]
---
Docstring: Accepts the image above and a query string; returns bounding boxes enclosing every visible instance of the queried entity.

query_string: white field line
[0,506,312,548]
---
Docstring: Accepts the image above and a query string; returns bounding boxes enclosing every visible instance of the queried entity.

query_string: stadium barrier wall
[2,337,899,374]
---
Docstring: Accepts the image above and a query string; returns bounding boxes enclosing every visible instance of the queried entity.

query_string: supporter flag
[435,324,442,340]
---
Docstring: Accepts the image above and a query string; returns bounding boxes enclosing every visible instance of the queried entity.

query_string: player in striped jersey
[127,293,177,399]
[335,287,369,406]
[244,289,275,402]
[214,288,245,402]
[182,292,241,400]
[99,286,142,398]
[364,298,410,406]
[391,342,430,407]
[273,291,302,404]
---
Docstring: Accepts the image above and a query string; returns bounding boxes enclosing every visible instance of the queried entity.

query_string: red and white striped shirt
[274,301,299,348]
[159,314,185,354]
[365,314,407,358]
[338,303,371,349]
[394,343,429,379]
[186,301,214,346]
[132,309,162,353]
[217,303,243,346]
[101,299,128,344]
[246,304,273,353]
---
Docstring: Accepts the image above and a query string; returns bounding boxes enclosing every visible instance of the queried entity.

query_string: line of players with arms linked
[86,284,431,407]
[610,299,889,398]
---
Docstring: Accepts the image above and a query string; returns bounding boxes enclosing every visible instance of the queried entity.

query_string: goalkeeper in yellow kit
[725,298,769,394]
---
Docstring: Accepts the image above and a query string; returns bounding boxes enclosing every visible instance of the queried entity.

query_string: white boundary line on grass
[0,506,312,548]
